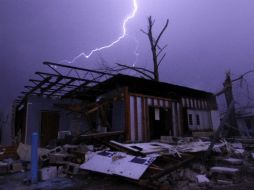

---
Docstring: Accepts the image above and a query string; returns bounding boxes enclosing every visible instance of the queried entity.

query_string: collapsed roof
[16,61,216,109]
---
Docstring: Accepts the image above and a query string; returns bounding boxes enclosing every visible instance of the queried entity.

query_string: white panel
[211,110,220,131]
[155,108,160,121]
[160,100,164,107]
[80,151,155,180]
[187,109,212,131]
[130,96,135,141]
[137,97,143,141]
[199,111,205,130]
[147,98,152,106]
[165,101,169,107]
[204,101,208,109]
[110,141,174,154]
[153,99,158,106]
[203,111,208,128]
[153,98,158,106]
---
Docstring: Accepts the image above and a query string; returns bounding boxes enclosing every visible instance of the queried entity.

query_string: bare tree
[99,16,169,81]
[141,16,169,81]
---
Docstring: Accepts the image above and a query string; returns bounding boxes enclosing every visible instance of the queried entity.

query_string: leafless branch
[157,44,168,57]
[140,29,148,35]
[232,70,254,82]
[116,63,154,80]
[116,63,154,75]
[158,53,166,66]
[155,19,169,48]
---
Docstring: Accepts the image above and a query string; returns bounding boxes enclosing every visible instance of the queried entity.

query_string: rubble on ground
[1,135,254,189]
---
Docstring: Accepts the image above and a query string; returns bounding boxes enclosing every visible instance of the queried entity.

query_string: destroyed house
[14,62,220,145]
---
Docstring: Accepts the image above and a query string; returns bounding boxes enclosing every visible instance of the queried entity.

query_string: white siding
[211,110,220,131]
[130,96,135,141]
[187,109,212,130]
[137,97,143,141]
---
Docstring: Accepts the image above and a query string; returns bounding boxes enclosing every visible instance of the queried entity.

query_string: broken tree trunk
[205,101,235,159]
[223,72,239,136]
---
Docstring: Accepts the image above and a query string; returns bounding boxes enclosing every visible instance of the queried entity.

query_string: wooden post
[124,87,130,141]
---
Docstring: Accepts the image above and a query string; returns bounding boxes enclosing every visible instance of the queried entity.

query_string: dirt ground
[0,171,143,190]
[2,171,254,190]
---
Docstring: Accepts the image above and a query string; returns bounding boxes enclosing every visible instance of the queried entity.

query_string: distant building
[14,62,220,145]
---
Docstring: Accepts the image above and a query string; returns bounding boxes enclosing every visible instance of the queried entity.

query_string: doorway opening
[149,107,172,139]
[40,111,59,147]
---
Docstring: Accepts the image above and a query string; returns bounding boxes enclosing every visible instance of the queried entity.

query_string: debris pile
[1,136,254,189]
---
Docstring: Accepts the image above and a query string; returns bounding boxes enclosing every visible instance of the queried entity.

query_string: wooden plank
[157,98,160,107]
[144,98,149,141]
[124,87,131,141]
[108,141,145,157]
[29,79,79,88]
[43,61,115,76]
[36,72,97,83]
[151,98,154,107]
[141,97,146,141]
[80,131,124,139]
[149,154,195,180]
[0,146,18,160]
[134,96,138,141]
[48,78,75,97]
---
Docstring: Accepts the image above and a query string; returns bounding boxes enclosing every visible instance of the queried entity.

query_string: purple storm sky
[1,0,254,114]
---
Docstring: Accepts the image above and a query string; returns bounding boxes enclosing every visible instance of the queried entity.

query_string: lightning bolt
[132,36,140,67]
[62,0,138,64]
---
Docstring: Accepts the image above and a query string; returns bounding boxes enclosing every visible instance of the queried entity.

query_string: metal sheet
[80,150,155,180]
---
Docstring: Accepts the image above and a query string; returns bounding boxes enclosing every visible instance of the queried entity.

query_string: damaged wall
[24,96,90,145]
[129,94,179,142]
[181,97,220,132]
[128,94,220,142]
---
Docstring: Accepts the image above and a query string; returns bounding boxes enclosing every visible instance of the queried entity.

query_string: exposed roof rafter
[16,61,116,109]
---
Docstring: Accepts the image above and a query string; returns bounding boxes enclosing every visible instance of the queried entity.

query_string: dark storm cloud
[1,0,254,113]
